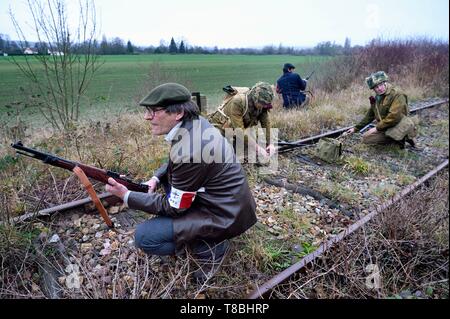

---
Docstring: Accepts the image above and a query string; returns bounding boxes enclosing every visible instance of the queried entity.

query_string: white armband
[168,186,197,209]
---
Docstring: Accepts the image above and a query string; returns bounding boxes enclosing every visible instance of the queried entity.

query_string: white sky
[0,0,448,48]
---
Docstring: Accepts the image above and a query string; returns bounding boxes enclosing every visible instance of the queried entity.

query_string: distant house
[48,49,64,56]
[24,47,38,55]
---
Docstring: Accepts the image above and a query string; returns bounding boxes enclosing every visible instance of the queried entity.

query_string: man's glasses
[145,107,166,117]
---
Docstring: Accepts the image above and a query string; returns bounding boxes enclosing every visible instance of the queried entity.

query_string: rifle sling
[73,166,114,228]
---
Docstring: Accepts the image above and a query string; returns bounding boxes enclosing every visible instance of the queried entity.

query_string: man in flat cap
[105,83,257,283]
[208,81,276,161]
[276,63,309,109]
[344,71,417,148]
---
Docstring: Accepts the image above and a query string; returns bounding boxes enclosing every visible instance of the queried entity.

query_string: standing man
[208,82,276,160]
[344,71,417,148]
[105,83,257,283]
[276,63,309,109]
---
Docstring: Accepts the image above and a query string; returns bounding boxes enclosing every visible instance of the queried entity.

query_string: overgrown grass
[344,156,372,176]
[317,180,360,206]
[313,37,449,97]
[0,112,169,219]
[272,172,449,299]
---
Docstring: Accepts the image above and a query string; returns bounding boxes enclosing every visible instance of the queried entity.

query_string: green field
[0,54,327,119]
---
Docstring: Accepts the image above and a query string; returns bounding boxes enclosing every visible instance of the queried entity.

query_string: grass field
[0,54,327,121]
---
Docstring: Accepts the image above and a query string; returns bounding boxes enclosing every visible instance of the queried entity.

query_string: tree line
[1,33,358,56]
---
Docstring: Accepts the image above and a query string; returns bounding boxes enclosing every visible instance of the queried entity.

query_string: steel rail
[248,159,449,299]
[278,98,449,152]
[1,192,116,226]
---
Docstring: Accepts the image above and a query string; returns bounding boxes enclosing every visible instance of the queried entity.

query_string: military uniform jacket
[127,116,257,247]
[355,84,409,131]
[211,92,272,146]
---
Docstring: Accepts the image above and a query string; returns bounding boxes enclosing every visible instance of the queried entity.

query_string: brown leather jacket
[127,116,257,247]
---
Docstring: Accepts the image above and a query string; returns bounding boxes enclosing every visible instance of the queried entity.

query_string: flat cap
[139,83,191,107]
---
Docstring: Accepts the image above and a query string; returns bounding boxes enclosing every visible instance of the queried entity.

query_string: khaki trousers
[362,131,396,145]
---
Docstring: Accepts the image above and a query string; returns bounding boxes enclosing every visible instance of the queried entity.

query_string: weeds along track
[248,98,449,298]
[1,98,448,299]
[249,160,448,299]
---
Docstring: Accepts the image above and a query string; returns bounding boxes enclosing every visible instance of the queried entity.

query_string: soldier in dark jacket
[345,71,417,148]
[106,83,257,282]
[276,63,309,108]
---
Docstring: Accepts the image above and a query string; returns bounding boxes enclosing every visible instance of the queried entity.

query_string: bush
[312,37,449,96]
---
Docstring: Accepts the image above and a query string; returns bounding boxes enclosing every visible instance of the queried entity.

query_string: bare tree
[9,0,102,130]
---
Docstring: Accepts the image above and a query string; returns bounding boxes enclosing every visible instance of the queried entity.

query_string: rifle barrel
[11,141,149,193]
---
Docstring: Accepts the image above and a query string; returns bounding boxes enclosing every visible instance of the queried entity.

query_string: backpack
[316,137,343,163]
[207,85,249,131]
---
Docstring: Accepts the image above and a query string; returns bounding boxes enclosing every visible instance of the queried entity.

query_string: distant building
[48,49,64,56]
[24,47,38,55]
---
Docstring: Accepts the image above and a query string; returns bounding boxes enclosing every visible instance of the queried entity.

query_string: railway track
[247,97,449,298]
[4,97,448,299]
[248,159,448,299]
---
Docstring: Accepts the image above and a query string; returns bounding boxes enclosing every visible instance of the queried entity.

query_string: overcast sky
[0,0,448,48]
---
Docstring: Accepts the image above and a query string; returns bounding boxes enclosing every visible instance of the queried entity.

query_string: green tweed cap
[366,71,389,89]
[139,83,191,107]
[248,82,274,105]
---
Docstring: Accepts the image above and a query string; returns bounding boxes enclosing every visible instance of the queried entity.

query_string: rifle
[277,141,310,147]
[11,141,149,193]
[305,70,315,81]
[359,123,375,134]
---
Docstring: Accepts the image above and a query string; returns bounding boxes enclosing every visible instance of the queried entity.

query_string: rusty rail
[248,159,449,299]
[1,192,116,226]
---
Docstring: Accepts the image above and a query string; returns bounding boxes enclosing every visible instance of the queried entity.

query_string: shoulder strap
[220,92,248,116]
[242,92,249,117]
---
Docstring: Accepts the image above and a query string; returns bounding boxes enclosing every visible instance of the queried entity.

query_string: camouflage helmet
[248,82,274,107]
[366,71,389,89]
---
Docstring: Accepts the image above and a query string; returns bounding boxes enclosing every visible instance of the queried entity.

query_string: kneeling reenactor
[345,71,417,148]
[208,82,276,161]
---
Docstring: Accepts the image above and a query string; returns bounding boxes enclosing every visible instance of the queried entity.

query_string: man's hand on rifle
[266,144,277,156]
[144,177,158,193]
[343,127,356,136]
[106,177,129,200]
[256,145,270,159]
[365,127,378,135]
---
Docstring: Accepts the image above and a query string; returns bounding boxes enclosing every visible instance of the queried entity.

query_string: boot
[405,138,416,148]
[191,240,230,285]
[395,138,405,149]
